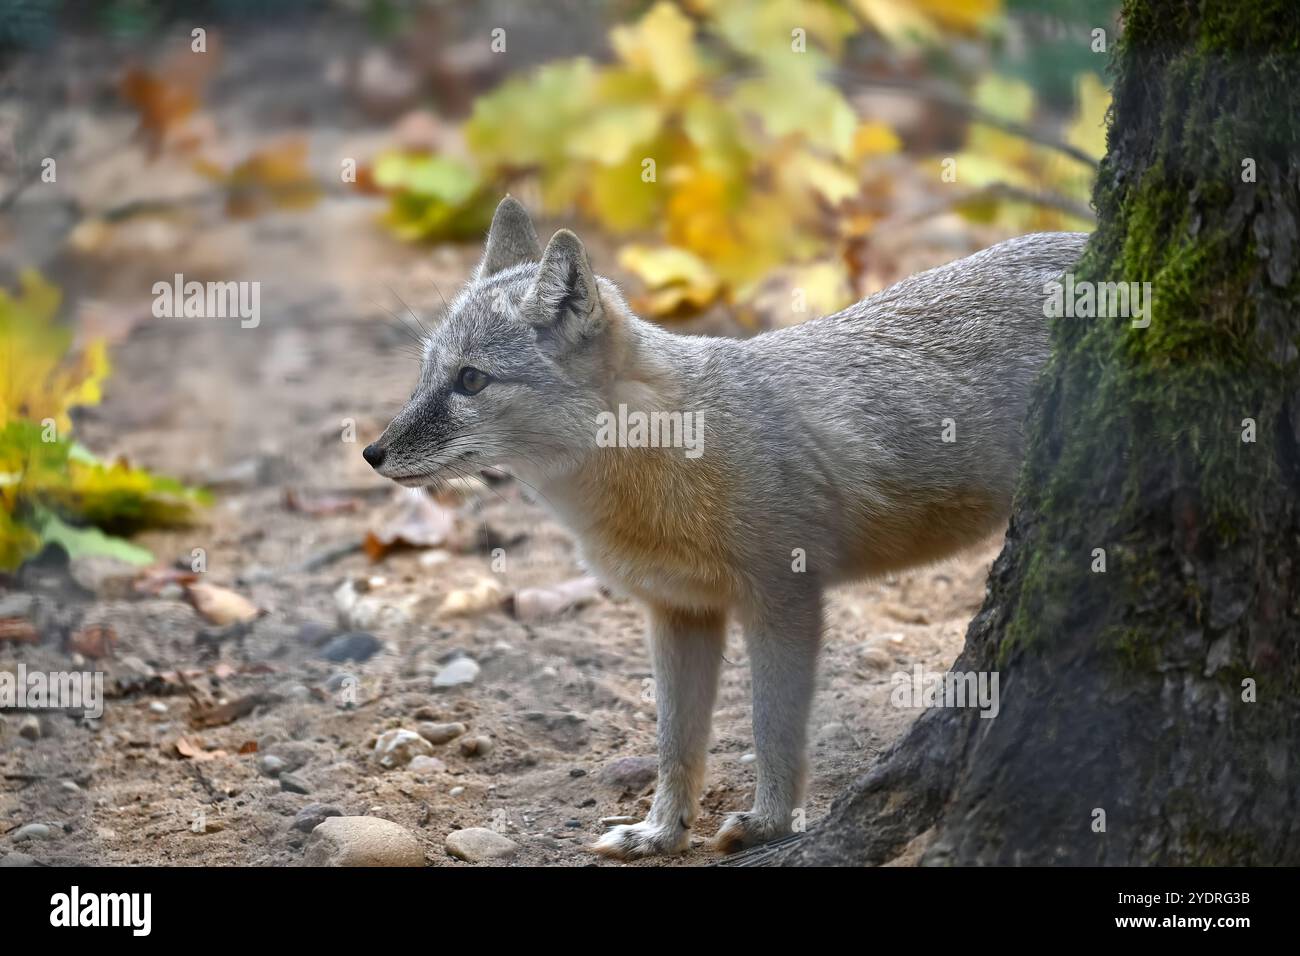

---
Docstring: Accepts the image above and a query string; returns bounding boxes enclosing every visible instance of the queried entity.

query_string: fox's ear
[478,196,541,278]
[526,228,603,344]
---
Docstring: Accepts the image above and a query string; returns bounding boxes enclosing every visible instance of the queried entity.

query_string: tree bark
[769,0,1300,866]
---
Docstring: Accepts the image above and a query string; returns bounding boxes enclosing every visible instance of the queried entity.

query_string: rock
[0,852,41,867]
[60,780,81,793]
[520,711,589,751]
[373,728,435,769]
[444,828,519,863]
[432,657,480,689]
[0,593,36,618]
[295,621,333,647]
[598,755,657,792]
[318,632,382,663]
[18,715,41,741]
[12,823,52,842]
[739,753,757,764]
[569,768,588,778]
[408,755,447,775]
[291,803,343,834]
[148,701,168,715]
[303,816,424,867]
[458,735,493,758]
[280,773,312,795]
[259,755,287,778]
[448,786,465,797]
[416,721,466,745]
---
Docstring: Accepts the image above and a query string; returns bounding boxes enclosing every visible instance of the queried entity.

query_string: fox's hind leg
[714,590,822,853]
[593,604,725,860]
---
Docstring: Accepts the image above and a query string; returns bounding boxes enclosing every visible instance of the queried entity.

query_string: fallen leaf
[189,693,270,729]
[437,578,505,617]
[364,493,459,561]
[171,735,227,761]
[0,618,39,644]
[69,624,117,659]
[183,582,263,626]
[507,576,603,622]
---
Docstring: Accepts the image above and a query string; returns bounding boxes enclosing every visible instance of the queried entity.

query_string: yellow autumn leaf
[783,150,861,206]
[567,103,665,165]
[710,0,859,62]
[610,1,699,96]
[732,58,859,160]
[619,244,722,316]
[853,120,903,158]
[1066,71,1110,162]
[0,271,110,434]
[790,259,854,319]
[852,0,999,45]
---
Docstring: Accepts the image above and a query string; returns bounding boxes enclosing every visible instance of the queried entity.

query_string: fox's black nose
[362,443,387,469]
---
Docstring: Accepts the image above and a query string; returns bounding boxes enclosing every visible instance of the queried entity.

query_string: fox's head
[364,196,624,488]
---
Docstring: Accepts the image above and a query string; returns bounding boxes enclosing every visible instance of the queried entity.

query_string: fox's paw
[592,820,690,860]
[712,811,789,854]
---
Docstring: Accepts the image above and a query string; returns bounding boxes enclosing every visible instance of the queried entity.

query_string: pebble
[148,701,168,715]
[318,632,382,663]
[444,827,519,863]
[598,755,657,792]
[303,816,425,867]
[416,721,467,745]
[18,716,41,741]
[432,657,480,689]
[449,786,465,797]
[458,735,493,758]
[259,755,288,778]
[408,755,447,776]
[60,780,81,793]
[374,728,436,769]
[280,773,312,795]
[291,803,343,834]
[12,823,52,842]
[740,753,757,764]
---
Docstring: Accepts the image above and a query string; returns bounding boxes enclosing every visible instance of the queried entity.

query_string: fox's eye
[456,366,491,395]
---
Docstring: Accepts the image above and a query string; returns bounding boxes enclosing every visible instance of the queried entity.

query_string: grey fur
[368,196,1088,859]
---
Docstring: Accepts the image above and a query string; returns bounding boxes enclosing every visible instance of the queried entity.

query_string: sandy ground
[0,21,1004,867]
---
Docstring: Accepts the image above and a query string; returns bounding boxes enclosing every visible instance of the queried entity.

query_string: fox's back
[707,232,1087,580]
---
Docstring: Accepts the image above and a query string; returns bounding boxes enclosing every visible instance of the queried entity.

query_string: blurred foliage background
[0,0,1116,568]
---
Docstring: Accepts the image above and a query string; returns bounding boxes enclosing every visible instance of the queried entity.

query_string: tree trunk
[770,0,1300,866]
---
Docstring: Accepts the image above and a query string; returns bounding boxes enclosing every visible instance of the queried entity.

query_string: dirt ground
[1,21,1004,867]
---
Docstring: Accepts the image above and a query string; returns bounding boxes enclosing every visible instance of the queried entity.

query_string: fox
[363,196,1088,860]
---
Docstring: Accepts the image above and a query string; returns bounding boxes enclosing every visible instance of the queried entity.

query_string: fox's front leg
[714,591,822,853]
[593,605,725,860]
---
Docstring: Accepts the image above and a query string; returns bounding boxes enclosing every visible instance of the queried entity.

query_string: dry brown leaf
[69,624,118,659]
[364,492,459,561]
[171,735,227,761]
[189,693,268,729]
[183,582,263,626]
[0,618,39,644]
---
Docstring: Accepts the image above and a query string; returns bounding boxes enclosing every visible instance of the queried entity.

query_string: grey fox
[364,196,1087,859]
